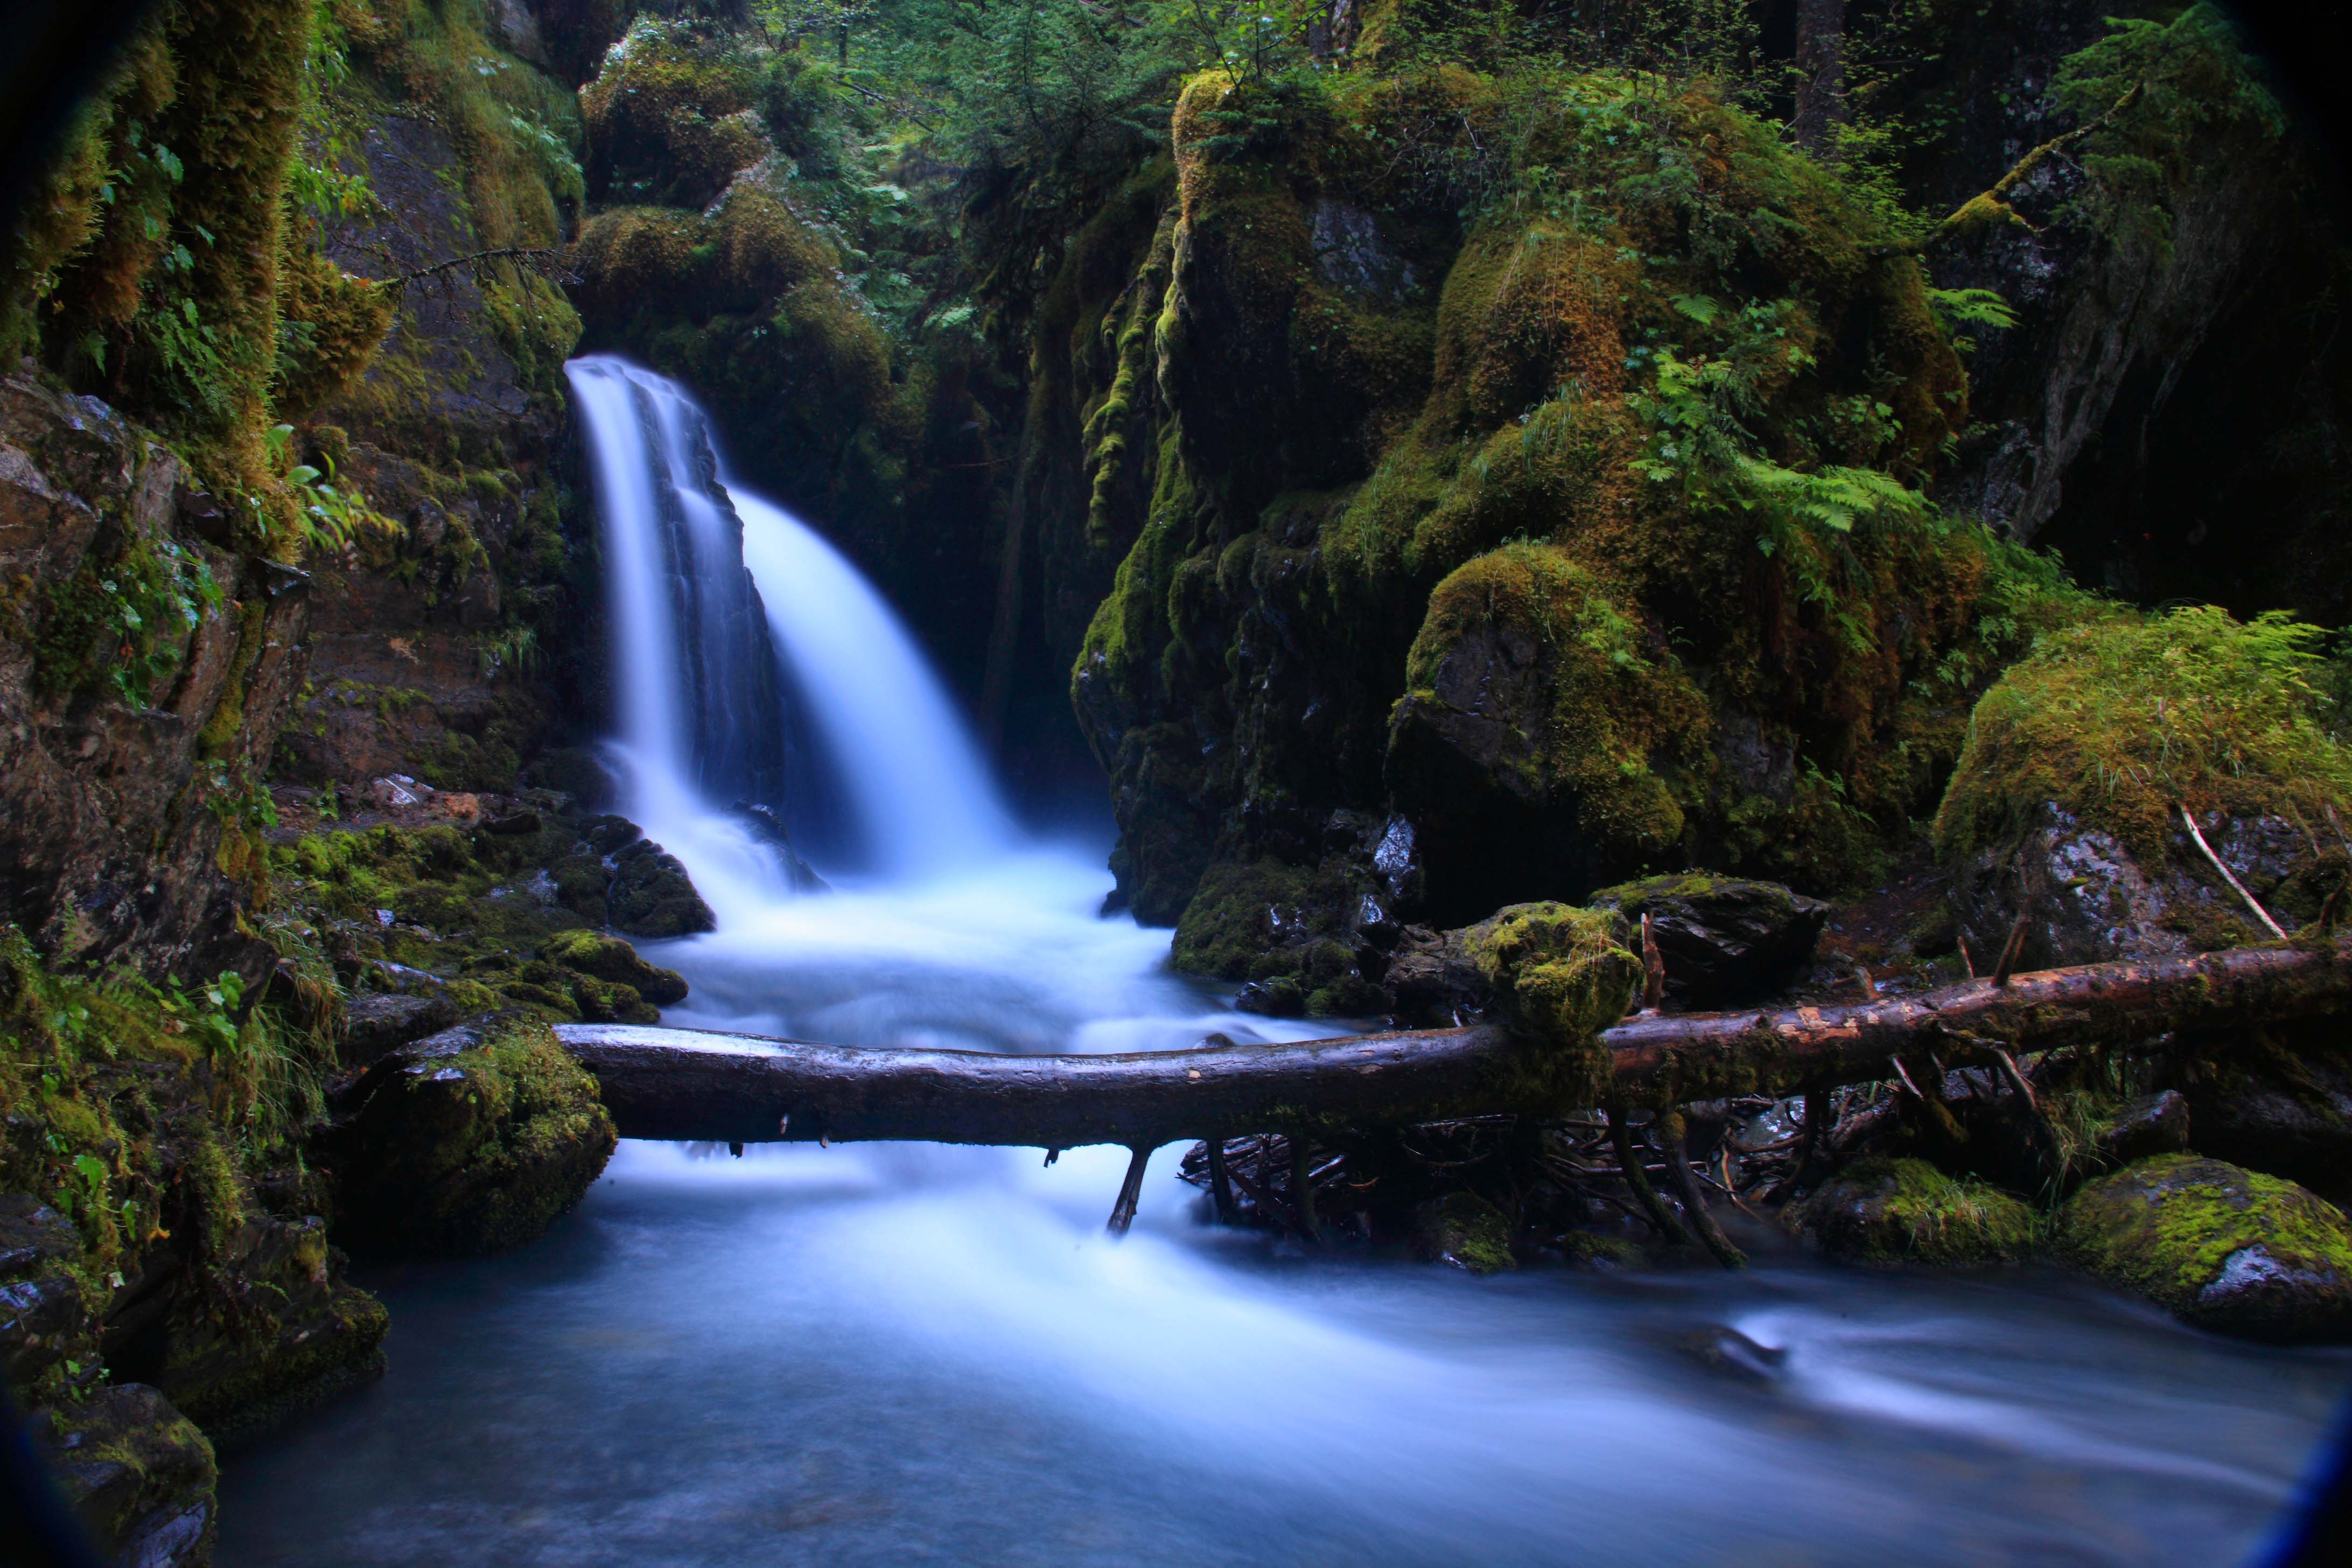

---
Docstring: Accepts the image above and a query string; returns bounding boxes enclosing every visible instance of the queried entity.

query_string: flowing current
[218,359,2352,1565]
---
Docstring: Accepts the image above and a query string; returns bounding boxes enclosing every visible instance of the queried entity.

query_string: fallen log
[555,937,2352,1150]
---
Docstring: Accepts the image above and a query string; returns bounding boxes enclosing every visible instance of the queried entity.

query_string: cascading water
[216,359,2352,1567]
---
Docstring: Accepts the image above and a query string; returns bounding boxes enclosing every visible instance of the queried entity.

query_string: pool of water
[218,1132,2351,1567]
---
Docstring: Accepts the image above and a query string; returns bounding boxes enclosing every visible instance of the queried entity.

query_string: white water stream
[215,358,2352,1566]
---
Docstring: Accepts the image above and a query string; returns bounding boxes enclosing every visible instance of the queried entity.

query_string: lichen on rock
[2057,1153,2352,1342]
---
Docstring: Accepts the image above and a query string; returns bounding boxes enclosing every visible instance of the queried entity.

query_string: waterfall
[567,354,1011,904]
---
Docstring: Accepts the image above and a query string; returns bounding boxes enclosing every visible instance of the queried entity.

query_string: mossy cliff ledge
[0,371,308,975]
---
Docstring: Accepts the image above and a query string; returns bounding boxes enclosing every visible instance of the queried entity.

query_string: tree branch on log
[554,936,2352,1151]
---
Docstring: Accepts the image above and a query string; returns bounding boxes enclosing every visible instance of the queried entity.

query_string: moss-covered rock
[541,928,689,1006]
[1461,902,1642,1055]
[31,1381,218,1567]
[2057,1154,2352,1342]
[1407,1191,1516,1274]
[607,839,717,939]
[1936,608,2352,967]
[1800,1157,2038,1266]
[328,1018,617,1257]
[1585,873,1830,1007]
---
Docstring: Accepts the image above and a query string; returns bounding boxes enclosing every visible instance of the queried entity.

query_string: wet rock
[326,1018,617,1256]
[580,814,643,855]
[729,802,831,893]
[344,990,460,1065]
[541,928,689,1006]
[1377,924,1491,1026]
[607,839,717,938]
[1585,873,1831,1007]
[2098,1090,2192,1167]
[1407,1192,1516,1274]
[2057,1154,2352,1342]
[1234,977,1304,1018]
[32,1382,217,1567]
[484,807,542,836]
[147,1215,389,1438]
[1799,1157,2036,1266]
[1677,1325,1787,1384]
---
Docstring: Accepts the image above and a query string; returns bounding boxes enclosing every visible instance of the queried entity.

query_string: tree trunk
[555,939,2352,1150]
[1792,0,1846,159]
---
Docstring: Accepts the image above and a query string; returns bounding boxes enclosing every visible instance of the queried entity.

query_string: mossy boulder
[541,928,689,1006]
[328,1019,618,1257]
[606,839,717,939]
[2056,1154,2352,1342]
[1171,855,1384,1016]
[1407,1191,1516,1275]
[1462,902,1642,1053]
[1585,873,1830,1007]
[31,1382,218,1567]
[1936,608,2352,968]
[581,16,771,209]
[1800,1157,2038,1267]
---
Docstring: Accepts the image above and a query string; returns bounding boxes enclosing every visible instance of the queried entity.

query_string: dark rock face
[2058,1154,2352,1342]
[0,374,310,975]
[31,1382,218,1568]
[1586,875,1830,1007]
[607,839,718,938]
[0,1195,85,1389]
[326,1019,618,1257]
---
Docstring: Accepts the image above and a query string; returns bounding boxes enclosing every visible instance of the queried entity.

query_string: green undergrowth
[0,926,333,1403]
[1934,606,2352,867]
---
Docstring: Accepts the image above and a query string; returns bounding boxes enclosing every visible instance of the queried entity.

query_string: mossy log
[558,938,2352,1150]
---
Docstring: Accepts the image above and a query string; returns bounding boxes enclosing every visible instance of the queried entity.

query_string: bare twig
[2179,802,2288,940]
[1991,915,2030,986]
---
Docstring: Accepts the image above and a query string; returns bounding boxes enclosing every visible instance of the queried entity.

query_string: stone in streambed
[326,1017,616,1257]
[1408,1191,1517,1274]
[1798,1157,2036,1266]
[541,927,689,1005]
[2057,1154,2352,1342]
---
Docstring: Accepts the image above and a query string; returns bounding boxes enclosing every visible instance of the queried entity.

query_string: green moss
[1803,1157,2038,1266]
[332,1016,616,1256]
[1394,542,1710,865]
[1934,607,2352,867]
[1460,901,1642,1102]
[2057,1153,2352,1318]
[1409,1190,1517,1274]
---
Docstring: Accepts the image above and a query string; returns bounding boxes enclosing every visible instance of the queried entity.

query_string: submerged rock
[1800,1157,2036,1266]
[2056,1154,2352,1342]
[32,1382,218,1567]
[607,838,717,938]
[1408,1192,1517,1274]
[1585,873,1830,1007]
[327,1018,618,1256]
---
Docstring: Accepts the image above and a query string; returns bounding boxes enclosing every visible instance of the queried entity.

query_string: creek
[216,360,2352,1565]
